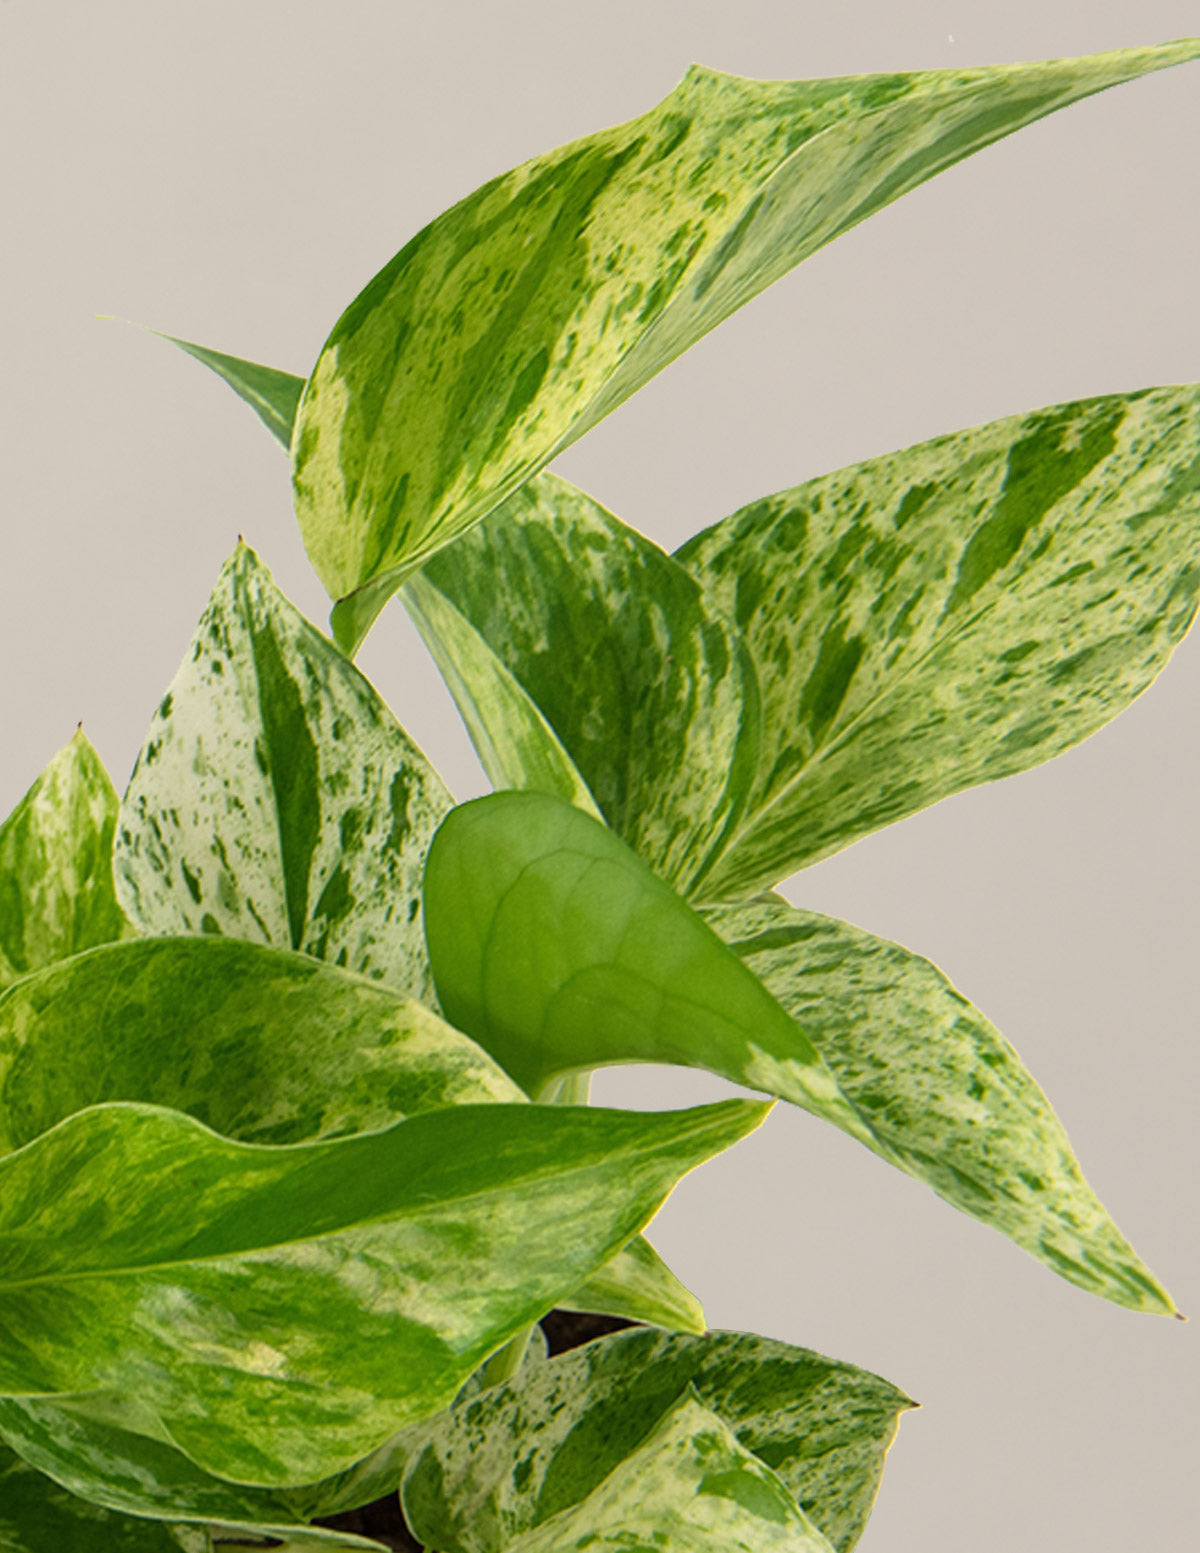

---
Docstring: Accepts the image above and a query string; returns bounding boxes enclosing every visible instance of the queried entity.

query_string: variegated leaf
[414,475,757,892]
[562,1232,704,1333]
[506,1391,837,1553]
[286,41,1200,650]
[678,385,1200,898]
[424,791,1174,1312]
[423,791,878,1150]
[404,569,602,817]
[0,1412,381,1551]
[0,1446,208,1553]
[0,936,693,1525]
[704,894,1174,1315]
[114,543,452,1002]
[0,936,521,1156]
[0,731,131,988]
[399,1327,911,1553]
[0,1097,764,1485]
[150,332,303,450]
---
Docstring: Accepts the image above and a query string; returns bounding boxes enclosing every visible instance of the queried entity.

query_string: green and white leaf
[0,1446,208,1553]
[0,731,131,989]
[414,475,757,892]
[0,1412,381,1551]
[114,543,452,1002]
[508,1391,836,1553]
[404,569,602,817]
[149,331,303,450]
[0,1096,763,1485]
[399,1327,911,1553]
[0,936,522,1156]
[679,385,1200,898]
[424,791,878,1151]
[287,40,1200,650]
[704,894,1175,1315]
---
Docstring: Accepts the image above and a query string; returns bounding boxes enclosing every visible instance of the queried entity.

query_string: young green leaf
[704,894,1175,1315]
[424,791,1175,1313]
[679,385,1200,898]
[399,1327,911,1553]
[149,332,304,450]
[0,1448,209,1553]
[0,1097,764,1486]
[0,936,522,1156]
[0,1411,382,1551]
[114,543,452,1002]
[404,570,603,817]
[287,41,1200,650]
[424,791,873,1149]
[413,475,757,891]
[0,731,131,988]
[503,1390,838,1553]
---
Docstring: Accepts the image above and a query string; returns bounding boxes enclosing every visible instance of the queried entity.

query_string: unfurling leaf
[114,543,452,1002]
[424,792,1175,1313]
[0,731,131,988]
[424,791,870,1148]
[287,42,1200,649]
[0,1097,765,1485]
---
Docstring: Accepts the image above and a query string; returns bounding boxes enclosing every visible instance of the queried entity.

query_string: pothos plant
[1,38,1197,1553]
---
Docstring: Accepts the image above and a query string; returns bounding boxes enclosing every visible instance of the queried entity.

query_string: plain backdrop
[1,3,1197,1549]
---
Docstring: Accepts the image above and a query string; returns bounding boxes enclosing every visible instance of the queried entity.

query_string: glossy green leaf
[114,543,452,1002]
[562,1232,704,1333]
[404,570,603,817]
[0,937,693,1525]
[0,731,131,989]
[0,1447,208,1553]
[0,1411,381,1551]
[400,1327,911,1553]
[0,936,522,1156]
[511,1390,837,1553]
[288,42,1200,650]
[679,385,1200,898]
[0,1097,763,1486]
[414,475,756,892]
[704,894,1175,1315]
[153,333,304,450]
[424,791,877,1152]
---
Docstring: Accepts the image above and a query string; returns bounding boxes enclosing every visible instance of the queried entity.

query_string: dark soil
[311,1311,637,1551]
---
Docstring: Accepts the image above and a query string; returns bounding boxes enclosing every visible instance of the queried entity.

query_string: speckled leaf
[510,1391,837,1553]
[154,334,303,450]
[114,543,452,1002]
[0,936,522,1157]
[706,894,1175,1314]
[414,475,758,893]
[678,385,1200,899]
[400,1327,911,1553]
[0,1410,381,1551]
[424,791,878,1155]
[0,732,131,989]
[288,42,1200,650]
[404,569,602,817]
[0,1446,208,1553]
[0,1097,763,1485]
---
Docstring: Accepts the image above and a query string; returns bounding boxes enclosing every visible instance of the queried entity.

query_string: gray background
[1,2,1197,1547]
